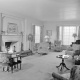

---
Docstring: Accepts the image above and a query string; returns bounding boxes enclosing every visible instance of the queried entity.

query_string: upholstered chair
[52,65,80,80]
[37,42,49,55]
[53,40,62,52]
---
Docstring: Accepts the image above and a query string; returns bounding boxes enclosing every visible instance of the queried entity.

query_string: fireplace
[5,41,18,53]
[2,35,21,53]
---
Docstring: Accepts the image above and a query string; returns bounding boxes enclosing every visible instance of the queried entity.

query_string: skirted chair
[53,40,63,52]
[37,42,49,55]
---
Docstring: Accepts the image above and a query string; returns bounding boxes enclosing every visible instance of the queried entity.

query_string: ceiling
[0,0,80,22]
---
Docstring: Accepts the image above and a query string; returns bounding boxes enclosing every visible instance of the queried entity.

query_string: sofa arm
[52,72,68,80]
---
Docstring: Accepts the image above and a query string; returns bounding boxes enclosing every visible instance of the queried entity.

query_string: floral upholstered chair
[37,42,49,55]
[52,65,80,80]
[0,53,10,71]
[69,65,80,80]
[53,40,63,52]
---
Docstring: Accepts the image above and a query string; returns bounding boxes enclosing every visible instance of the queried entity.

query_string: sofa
[65,44,80,58]
[51,65,80,80]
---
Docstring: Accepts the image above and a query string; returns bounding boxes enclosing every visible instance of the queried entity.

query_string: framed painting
[46,30,52,36]
[7,23,18,34]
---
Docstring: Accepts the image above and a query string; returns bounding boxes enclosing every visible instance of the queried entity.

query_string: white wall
[1,13,24,52]
[44,20,80,43]
[1,13,44,52]
[23,18,44,50]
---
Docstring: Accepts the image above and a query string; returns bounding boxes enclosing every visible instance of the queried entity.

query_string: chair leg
[20,63,21,70]
[16,63,18,69]
[11,66,13,73]
[3,67,4,71]
[7,66,9,72]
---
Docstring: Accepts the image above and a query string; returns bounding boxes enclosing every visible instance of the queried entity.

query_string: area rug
[0,50,74,80]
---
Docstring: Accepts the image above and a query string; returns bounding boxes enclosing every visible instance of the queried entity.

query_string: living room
[0,0,80,80]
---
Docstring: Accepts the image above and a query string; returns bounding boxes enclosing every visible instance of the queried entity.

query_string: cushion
[69,65,80,80]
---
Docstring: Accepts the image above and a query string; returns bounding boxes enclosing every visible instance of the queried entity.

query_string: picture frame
[7,23,18,35]
[46,30,52,36]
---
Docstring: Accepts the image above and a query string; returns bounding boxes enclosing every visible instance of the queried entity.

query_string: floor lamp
[28,34,33,51]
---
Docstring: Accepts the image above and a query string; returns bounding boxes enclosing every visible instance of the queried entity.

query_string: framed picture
[7,23,18,34]
[46,30,52,36]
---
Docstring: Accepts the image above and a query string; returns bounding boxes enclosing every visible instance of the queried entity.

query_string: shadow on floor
[21,63,34,71]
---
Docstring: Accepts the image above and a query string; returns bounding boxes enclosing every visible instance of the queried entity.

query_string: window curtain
[78,26,80,40]
[40,26,44,42]
[32,25,35,43]
[56,26,59,40]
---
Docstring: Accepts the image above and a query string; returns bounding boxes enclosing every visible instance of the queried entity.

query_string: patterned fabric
[0,53,10,63]
[69,65,80,80]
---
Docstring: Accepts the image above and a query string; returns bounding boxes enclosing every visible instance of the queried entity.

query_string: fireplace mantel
[1,34,21,36]
[2,34,22,52]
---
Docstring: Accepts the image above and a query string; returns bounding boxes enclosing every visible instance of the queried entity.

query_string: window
[35,26,41,43]
[59,26,79,45]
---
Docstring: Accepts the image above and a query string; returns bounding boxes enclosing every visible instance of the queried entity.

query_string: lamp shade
[28,34,33,41]
[72,33,77,38]
[44,35,49,39]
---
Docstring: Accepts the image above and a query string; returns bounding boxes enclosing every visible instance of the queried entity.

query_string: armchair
[37,42,49,55]
[53,40,63,52]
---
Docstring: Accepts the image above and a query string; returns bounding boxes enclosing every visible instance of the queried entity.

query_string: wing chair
[53,40,63,52]
[37,42,49,55]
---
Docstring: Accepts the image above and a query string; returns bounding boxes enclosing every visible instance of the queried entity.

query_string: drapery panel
[78,26,80,40]
[56,26,59,40]
[40,26,44,42]
[32,25,35,43]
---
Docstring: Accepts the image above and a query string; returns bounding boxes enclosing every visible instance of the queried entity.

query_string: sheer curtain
[59,26,79,45]
[33,25,44,43]
[35,26,41,43]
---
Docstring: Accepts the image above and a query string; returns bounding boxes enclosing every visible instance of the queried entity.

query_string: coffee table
[56,55,70,71]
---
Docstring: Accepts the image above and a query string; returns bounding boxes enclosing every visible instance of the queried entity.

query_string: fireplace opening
[5,42,12,48]
[5,41,17,53]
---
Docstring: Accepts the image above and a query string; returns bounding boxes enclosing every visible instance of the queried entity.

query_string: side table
[56,55,70,71]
